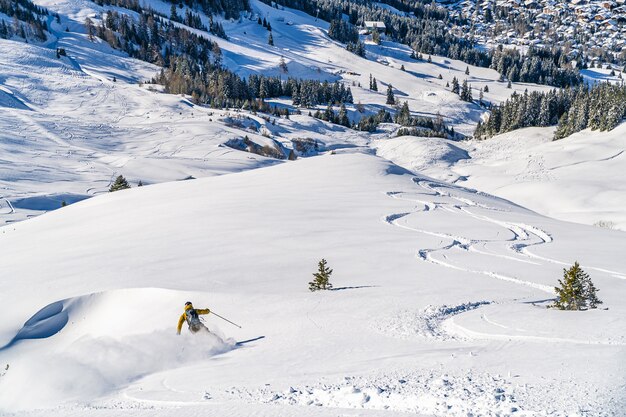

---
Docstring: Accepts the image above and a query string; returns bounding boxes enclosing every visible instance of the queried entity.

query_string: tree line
[96,8,355,109]
[0,0,48,41]
[474,82,626,140]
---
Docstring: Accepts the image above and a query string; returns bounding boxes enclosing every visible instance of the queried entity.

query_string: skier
[177,301,211,335]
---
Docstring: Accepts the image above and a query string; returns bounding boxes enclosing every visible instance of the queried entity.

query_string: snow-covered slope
[0,153,625,416]
[1,0,626,415]
[377,125,626,230]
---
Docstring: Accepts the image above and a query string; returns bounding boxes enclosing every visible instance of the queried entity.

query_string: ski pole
[211,311,242,328]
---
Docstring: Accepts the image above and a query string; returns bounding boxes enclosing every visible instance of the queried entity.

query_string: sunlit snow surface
[0,0,625,415]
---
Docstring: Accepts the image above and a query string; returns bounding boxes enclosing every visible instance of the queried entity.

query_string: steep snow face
[0,154,624,415]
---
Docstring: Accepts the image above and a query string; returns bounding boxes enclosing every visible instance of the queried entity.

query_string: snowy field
[0,0,625,415]
[0,153,625,416]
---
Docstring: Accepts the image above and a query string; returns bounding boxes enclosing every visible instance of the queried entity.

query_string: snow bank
[0,289,235,411]
[374,136,469,182]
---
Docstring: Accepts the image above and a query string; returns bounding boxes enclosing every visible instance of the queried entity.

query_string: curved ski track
[385,178,626,294]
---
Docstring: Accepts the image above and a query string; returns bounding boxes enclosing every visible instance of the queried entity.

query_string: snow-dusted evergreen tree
[538,96,551,126]
[386,84,395,105]
[395,101,411,126]
[110,175,131,192]
[372,77,378,92]
[372,29,380,44]
[309,259,333,291]
[552,262,602,310]
[85,17,95,40]
[268,32,274,46]
[582,272,602,309]
[337,104,350,127]
[451,77,459,94]
[460,79,472,102]
[279,56,288,73]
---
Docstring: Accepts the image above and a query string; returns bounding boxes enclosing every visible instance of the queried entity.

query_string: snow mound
[0,288,235,411]
[374,136,469,182]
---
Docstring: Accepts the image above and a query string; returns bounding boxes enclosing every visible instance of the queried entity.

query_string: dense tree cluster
[328,19,358,44]
[554,83,626,140]
[165,0,249,20]
[93,0,143,13]
[0,0,48,41]
[328,19,365,56]
[474,82,626,140]
[394,102,448,138]
[312,103,351,127]
[346,40,365,57]
[491,47,581,88]
[356,109,393,132]
[290,79,354,107]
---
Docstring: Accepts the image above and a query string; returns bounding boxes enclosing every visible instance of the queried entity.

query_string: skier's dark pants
[189,321,210,334]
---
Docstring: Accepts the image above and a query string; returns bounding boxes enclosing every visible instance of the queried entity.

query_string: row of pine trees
[474,83,626,140]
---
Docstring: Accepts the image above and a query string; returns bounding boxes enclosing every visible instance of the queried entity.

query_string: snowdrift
[0,288,235,410]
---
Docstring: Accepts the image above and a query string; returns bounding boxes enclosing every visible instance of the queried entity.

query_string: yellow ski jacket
[177,304,210,334]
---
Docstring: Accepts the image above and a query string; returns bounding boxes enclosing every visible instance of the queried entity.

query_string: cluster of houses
[441,0,626,62]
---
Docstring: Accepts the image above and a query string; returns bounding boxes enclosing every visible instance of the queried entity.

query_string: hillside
[376,124,626,230]
[0,0,625,415]
[0,153,625,416]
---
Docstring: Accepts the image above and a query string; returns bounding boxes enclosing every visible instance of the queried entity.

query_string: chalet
[363,21,386,33]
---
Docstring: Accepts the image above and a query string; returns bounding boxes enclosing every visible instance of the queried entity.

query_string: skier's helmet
[185,301,192,306]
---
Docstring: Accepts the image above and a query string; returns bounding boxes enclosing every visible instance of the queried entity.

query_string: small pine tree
[372,77,378,92]
[484,85,489,93]
[427,54,432,63]
[552,262,602,310]
[465,66,470,75]
[372,30,380,45]
[451,77,459,94]
[400,64,405,71]
[438,74,442,79]
[309,259,333,291]
[110,175,131,192]
[386,84,395,105]
[279,56,288,73]
[507,80,512,89]
[268,33,274,46]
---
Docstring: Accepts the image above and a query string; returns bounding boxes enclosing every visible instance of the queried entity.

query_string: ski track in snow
[386,177,626,288]
[385,179,557,294]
